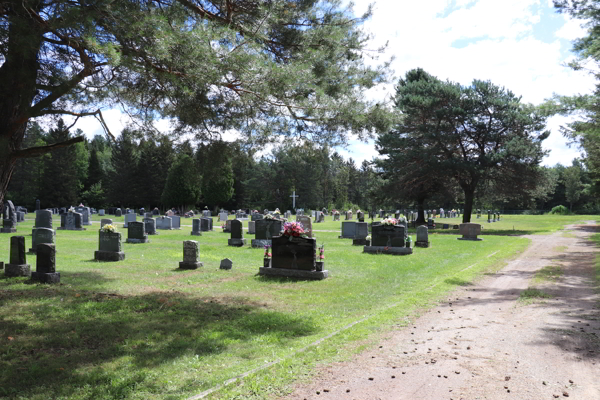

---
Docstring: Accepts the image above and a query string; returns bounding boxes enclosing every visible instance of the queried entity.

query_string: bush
[549,205,571,215]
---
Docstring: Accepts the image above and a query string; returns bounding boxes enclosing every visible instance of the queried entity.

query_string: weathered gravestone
[100,218,113,228]
[31,244,60,283]
[123,213,136,228]
[179,240,203,269]
[58,211,86,230]
[228,220,246,247]
[1,200,17,233]
[143,216,157,235]
[259,235,328,280]
[115,208,122,217]
[171,215,181,229]
[126,222,149,243]
[352,222,370,246]
[252,219,283,248]
[363,224,412,255]
[4,236,31,277]
[345,211,352,220]
[357,211,364,222]
[220,258,233,270]
[156,216,173,230]
[200,217,213,231]
[248,220,256,234]
[16,211,24,222]
[29,227,55,253]
[223,219,232,233]
[415,225,430,248]
[33,209,53,231]
[458,223,482,241]
[339,221,357,239]
[75,206,92,225]
[94,230,125,261]
[295,216,312,238]
[191,219,202,236]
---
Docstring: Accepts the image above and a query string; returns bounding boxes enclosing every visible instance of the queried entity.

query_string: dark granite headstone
[29,227,55,253]
[340,221,357,239]
[251,213,264,221]
[58,212,85,230]
[200,217,212,231]
[271,236,316,271]
[126,221,149,243]
[1,200,17,233]
[95,231,125,261]
[415,225,430,248]
[35,199,40,210]
[31,243,60,283]
[34,210,53,229]
[115,208,122,217]
[143,217,157,235]
[371,225,406,247]
[191,219,202,236]
[252,219,283,247]
[4,236,30,277]
[228,219,246,246]
[220,258,233,270]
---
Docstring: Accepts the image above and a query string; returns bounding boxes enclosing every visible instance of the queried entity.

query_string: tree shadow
[0,288,319,399]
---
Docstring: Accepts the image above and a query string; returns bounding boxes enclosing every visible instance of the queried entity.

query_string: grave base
[352,238,370,246]
[31,271,60,283]
[57,227,86,231]
[148,232,159,235]
[4,264,31,277]
[179,261,203,270]
[363,246,413,255]
[126,238,149,243]
[94,250,125,261]
[415,241,430,248]
[0,228,17,233]
[228,238,247,247]
[338,235,355,239]
[156,228,173,231]
[251,239,272,248]
[457,237,482,241]
[191,231,202,236]
[259,267,328,280]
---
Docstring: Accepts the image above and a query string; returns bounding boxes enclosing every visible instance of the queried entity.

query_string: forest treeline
[6,119,598,214]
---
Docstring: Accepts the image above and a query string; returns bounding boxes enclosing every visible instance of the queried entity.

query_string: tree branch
[13,136,84,159]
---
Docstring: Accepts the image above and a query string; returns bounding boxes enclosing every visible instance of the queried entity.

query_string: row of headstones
[2,236,60,283]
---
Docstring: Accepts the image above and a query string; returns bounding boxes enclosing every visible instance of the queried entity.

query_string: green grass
[0,213,597,400]
[532,265,563,285]
[518,288,554,304]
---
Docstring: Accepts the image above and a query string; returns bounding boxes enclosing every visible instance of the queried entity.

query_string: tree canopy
[0,0,393,208]
[376,68,550,222]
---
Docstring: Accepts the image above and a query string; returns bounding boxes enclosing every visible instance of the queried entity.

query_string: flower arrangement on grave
[264,245,272,258]
[366,235,372,241]
[264,213,277,220]
[333,210,340,215]
[101,224,116,233]
[68,206,75,213]
[273,209,281,215]
[381,217,398,226]
[282,221,306,238]
[318,244,325,260]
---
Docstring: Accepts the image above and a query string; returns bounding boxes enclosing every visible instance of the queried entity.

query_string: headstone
[339,221,357,239]
[31,243,60,283]
[16,211,24,222]
[202,210,211,217]
[152,208,160,215]
[295,216,313,238]
[126,221,149,243]
[34,209,53,230]
[442,223,449,229]
[179,240,203,269]
[415,225,430,248]
[29,227,55,253]
[98,209,105,216]
[75,206,92,225]
[101,218,113,228]
[357,211,364,222]
[248,220,256,234]
[191,219,202,236]
[4,236,31,276]
[200,217,213,231]
[352,222,370,245]
[333,213,340,221]
[379,209,384,218]
[58,211,86,230]
[144,217,157,235]
[322,207,328,216]
[223,219,232,233]
[259,235,327,280]
[427,218,435,229]
[94,231,125,261]
[228,219,246,247]
[171,215,181,229]
[251,213,264,221]
[492,213,497,222]
[220,258,232,270]
[219,212,228,222]
[317,212,325,223]
[1,200,17,233]
[458,223,482,241]
[123,213,136,228]
[156,216,173,230]
[487,211,492,223]
[251,219,283,248]
[345,211,352,220]
[115,208,122,217]
[35,199,40,210]
[364,224,412,255]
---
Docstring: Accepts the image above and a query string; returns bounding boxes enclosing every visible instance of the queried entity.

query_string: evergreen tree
[108,130,140,207]
[161,154,201,211]
[197,141,234,208]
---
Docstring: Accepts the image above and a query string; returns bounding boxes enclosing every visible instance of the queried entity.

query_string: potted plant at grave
[366,234,372,246]
[263,245,272,268]
[316,244,325,271]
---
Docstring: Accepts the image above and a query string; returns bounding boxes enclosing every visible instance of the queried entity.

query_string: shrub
[549,205,571,215]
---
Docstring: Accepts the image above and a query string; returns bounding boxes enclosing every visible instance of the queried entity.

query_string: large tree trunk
[462,187,476,223]
[0,3,45,208]
[416,197,426,224]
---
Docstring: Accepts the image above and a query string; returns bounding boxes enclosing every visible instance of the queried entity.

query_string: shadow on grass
[444,277,473,286]
[0,288,318,399]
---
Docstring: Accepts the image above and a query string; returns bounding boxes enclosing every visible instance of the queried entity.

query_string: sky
[70,0,594,167]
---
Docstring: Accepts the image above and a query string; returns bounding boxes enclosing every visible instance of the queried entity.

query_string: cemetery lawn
[0,214,596,400]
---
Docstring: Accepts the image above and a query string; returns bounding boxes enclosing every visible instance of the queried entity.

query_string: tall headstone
[458,223,482,241]
[415,225,430,248]
[143,216,157,235]
[35,199,40,210]
[191,219,202,236]
[126,221,149,243]
[33,209,53,230]
[179,240,203,269]
[75,206,92,225]
[357,211,364,222]
[58,211,86,231]
[248,220,256,234]
[1,200,17,233]
[31,244,60,283]
[171,215,181,229]
[219,212,228,222]
[123,213,136,228]
[228,219,246,247]
[94,230,125,261]
[4,236,31,277]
